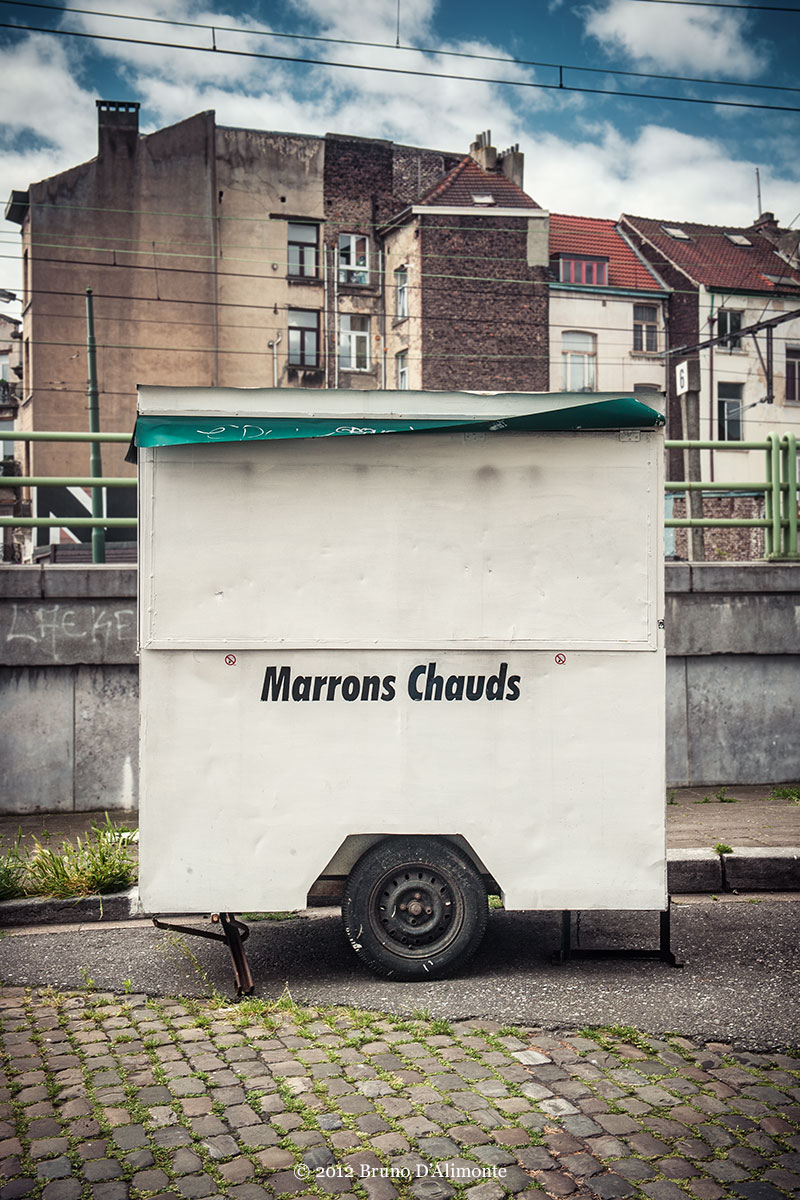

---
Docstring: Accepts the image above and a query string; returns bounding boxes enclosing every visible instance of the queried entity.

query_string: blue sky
[1,0,799,299]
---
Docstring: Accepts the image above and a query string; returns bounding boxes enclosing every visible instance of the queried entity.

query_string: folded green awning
[134,396,664,449]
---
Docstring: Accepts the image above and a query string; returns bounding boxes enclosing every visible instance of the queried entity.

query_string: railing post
[765,432,781,558]
[782,433,798,559]
[86,288,106,564]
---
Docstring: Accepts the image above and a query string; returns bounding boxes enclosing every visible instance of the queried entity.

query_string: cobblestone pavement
[1,987,799,1200]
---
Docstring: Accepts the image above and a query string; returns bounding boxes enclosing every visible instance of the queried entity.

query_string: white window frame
[718,309,743,351]
[287,309,319,367]
[562,331,597,392]
[395,266,408,320]
[633,304,658,353]
[396,350,409,390]
[786,348,800,404]
[287,223,318,278]
[340,314,370,371]
[338,234,370,285]
[718,382,743,440]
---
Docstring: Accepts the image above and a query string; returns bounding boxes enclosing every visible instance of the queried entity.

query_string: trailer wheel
[342,837,487,980]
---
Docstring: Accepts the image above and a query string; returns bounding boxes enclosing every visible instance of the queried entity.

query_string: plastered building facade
[6,106,551,545]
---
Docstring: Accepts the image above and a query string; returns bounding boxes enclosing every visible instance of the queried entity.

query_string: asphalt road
[2,895,797,1050]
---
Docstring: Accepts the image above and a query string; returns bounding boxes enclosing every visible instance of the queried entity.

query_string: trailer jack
[552,899,683,967]
[152,913,255,997]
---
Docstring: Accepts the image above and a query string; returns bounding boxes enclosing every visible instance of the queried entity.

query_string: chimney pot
[97,100,140,159]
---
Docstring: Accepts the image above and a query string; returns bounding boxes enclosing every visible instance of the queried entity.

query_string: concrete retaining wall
[1,562,798,811]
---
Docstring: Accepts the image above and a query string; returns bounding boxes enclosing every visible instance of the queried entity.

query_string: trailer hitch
[152,912,255,996]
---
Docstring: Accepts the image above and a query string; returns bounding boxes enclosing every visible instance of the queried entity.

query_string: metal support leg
[218,913,254,996]
[552,901,683,968]
[152,913,255,997]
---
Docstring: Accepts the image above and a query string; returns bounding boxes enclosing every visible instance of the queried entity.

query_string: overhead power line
[626,0,800,11]
[2,18,800,113]
[3,0,800,97]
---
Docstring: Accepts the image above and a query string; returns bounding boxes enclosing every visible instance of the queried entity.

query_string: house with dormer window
[619,213,800,485]
[548,214,668,399]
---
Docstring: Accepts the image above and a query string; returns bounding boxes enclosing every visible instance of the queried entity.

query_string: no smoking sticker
[554,653,566,665]
[225,654,237,666]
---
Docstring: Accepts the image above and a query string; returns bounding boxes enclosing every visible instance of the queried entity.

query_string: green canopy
[134,396,664,449]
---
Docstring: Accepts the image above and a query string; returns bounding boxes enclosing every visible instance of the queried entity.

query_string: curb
[0,888,142,927]
[667,846,800,893]
[1,849,798,927]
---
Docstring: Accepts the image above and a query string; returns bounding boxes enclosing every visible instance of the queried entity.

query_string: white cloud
[0,34,96,169]
[522,122,798,226]
[584,0,768,79]
[64,0,284,84]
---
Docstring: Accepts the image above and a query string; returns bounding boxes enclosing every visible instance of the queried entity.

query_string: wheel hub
[374,868,458,952]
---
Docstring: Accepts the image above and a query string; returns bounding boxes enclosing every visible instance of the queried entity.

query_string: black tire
[342,836,487,980]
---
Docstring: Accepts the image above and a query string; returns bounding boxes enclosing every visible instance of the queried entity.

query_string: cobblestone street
[1,986,798,1200]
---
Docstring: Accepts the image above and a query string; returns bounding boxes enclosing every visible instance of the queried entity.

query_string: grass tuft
[0,815,137,899]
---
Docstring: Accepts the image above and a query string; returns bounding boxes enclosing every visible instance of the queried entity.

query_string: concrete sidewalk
[0,785,798,927]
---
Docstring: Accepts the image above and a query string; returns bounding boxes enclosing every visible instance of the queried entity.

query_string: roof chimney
[470,130,497,173]
[751,211,778,235]
[498,143,524,191]
[97,100,140,160]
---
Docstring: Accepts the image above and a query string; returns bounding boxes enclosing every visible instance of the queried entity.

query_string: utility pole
[676,359,705,561]
[86,288,105,564]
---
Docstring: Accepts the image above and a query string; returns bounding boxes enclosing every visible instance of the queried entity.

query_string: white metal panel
[139,649,665,913]
[141,431,659,651]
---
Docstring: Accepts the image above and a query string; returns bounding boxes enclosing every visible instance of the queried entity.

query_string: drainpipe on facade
[268,333,282,387]
[323,251,329,388]
[379,245,387,390]
[334,245,339,389]
[708,300,715,482]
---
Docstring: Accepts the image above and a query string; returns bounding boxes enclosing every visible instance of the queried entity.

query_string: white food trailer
[135,386,669,988]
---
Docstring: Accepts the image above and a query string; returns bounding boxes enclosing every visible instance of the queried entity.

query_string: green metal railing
[2,429,799,559]
[0,431,136,562]
[665,432,798,559]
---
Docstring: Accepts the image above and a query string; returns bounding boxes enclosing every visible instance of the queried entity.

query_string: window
[718,382,743,440]
[562,331,597,392]
[338,234,369,285]
[288,310,319,367]
[662,225,691,240]
[633,304,658,353]
[718,310,743,351]
[340,314,370,370]
[287,223,318,277]
[556,256,608,286]
[395,267,408,320]
[396,350,409,390]
[786,349,800,403]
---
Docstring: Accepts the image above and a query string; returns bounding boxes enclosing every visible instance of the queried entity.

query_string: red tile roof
[549,214,665,292]
[621,215,800,292]
[417,156,540,209]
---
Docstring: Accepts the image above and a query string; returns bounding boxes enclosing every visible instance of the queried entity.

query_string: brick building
[5,106,551,547]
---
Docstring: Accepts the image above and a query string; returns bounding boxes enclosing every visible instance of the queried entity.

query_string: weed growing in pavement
[714,786,738,803]
[768,783,800,803]
[0,835,27,900]
[0,816,138,898]
[240,910,299,921]
[579,1024,656,1055]
[79,965,96,991]
[714,842,733,856]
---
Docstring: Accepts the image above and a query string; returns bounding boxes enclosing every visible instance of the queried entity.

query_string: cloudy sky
[1,0,799,300]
